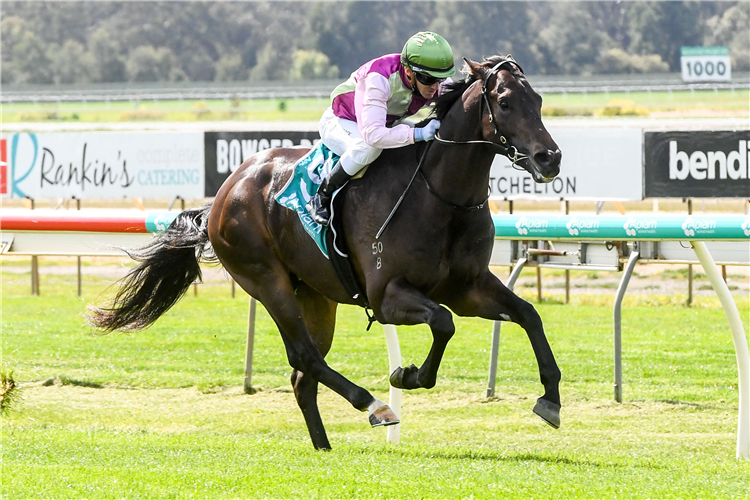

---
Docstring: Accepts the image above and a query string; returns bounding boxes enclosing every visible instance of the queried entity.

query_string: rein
[375,142,432,239]
[374,137,488,240]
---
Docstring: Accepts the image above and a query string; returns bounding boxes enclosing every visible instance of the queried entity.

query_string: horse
[88,55,563,450]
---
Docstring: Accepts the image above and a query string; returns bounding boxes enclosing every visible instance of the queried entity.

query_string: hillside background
[2,1,748,86]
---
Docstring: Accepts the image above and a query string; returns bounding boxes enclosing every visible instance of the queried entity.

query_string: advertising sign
[489,127,643,201]
[3,132,204,199]
[644,131,750,198]
[204,131,319,196]
[680,46,732,82]
[1,138,8,197]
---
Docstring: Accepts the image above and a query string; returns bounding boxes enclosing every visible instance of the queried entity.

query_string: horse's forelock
[433,79,472,121]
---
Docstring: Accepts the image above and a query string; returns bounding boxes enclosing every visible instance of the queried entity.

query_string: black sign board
[644,131,750,198]
[204,131,320,197]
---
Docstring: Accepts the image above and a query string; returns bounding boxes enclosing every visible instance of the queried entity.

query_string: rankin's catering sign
[2,132,204,199]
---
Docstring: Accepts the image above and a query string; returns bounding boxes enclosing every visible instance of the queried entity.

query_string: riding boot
[306,161,352,226]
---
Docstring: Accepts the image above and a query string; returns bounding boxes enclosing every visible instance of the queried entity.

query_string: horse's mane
[431,55,522,121]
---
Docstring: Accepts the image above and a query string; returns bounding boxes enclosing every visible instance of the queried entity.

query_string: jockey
[307,31,456,226]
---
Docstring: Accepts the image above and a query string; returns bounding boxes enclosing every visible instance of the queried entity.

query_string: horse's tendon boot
[369,405,400,427]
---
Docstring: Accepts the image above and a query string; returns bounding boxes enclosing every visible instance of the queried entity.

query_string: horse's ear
[463,57,485,79]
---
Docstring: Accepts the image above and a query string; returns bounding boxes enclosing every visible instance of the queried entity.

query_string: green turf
[2,88,748,123]
[2,275,749,498]
[541,89,750,115]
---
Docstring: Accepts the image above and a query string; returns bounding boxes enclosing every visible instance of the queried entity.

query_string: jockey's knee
[341,146,381,175]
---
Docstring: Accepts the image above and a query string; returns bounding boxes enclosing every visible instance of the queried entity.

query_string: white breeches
[319,107,382,176]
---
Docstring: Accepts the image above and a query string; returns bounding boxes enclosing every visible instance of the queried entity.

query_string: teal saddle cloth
[274,143,340,257]
[274,143,370,310]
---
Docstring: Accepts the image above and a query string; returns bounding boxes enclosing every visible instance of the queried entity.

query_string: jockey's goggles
[414,72,445,86]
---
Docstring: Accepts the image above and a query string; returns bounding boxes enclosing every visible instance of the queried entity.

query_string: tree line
[2,1,747,86]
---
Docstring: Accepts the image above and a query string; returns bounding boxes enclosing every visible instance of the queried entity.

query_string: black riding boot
[306,161,352,226]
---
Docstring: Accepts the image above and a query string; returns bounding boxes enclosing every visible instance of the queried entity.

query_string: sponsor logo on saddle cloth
[275,143,340,257]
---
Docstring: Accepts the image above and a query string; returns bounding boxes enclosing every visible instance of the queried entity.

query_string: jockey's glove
[414,120,441,142]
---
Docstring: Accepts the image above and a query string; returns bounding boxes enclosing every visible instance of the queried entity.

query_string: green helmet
[400,31,455,79]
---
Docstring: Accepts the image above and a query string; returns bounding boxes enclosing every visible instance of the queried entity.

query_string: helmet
[400,32,455,79]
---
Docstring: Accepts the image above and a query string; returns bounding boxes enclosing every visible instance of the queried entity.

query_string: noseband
[434,57,528,167]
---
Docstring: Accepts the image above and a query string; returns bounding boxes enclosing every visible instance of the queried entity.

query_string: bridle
[434,57,529,168]
[375,58,529,239]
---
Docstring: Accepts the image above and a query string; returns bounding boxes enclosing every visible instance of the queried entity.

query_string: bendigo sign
[644,131,750,198]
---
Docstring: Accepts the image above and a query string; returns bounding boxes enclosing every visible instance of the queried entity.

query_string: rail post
[243,297,257,394]
[487,257,528,398]
[613,250,639,403]
[383,324,402,444]
[691,241,749,460]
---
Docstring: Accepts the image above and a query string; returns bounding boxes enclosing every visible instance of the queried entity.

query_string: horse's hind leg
[234,269,399,437]
[290,283,337,450]
[291,370,329,450]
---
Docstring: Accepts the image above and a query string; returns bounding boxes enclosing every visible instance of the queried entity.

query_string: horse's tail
[87,204,216,333]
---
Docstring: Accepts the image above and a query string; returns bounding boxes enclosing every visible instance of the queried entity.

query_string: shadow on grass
[42,376,103,389]
[653,399,712,409]
[391,447,627,469]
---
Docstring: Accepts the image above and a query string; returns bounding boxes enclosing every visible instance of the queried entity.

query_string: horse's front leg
[450,270,561,428]
[377,277,455,390]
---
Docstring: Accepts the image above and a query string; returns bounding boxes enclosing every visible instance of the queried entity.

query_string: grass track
[2,275,749,498]
[2,88,748,123]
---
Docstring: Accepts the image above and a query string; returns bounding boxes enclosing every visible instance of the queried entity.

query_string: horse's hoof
[533,398,561,429]
[369,405,400,427]
[389,364,418,389]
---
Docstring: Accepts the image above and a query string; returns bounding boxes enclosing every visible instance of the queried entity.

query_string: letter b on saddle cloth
[275,143,373,320]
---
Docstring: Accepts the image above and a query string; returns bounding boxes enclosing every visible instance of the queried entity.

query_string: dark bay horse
[89,55,562,450]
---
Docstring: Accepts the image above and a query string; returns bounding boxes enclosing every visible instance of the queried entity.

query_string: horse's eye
[499,100,509,110]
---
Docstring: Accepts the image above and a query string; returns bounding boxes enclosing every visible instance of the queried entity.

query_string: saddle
[275,144,371,314]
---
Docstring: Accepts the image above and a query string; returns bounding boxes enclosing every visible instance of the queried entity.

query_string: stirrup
[307,195,331,226]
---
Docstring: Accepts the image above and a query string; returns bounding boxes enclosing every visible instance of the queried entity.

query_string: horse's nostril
[534,150,553,166]
[551,149,562,167]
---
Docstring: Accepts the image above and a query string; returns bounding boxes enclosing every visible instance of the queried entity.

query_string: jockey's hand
[414,120,441,142]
